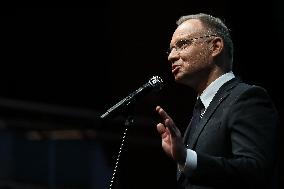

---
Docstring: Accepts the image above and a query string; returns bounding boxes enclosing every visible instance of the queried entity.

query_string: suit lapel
[188,78,241,149]
[183,117,193,144]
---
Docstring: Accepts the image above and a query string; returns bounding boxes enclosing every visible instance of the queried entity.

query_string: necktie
[187,98,204,143]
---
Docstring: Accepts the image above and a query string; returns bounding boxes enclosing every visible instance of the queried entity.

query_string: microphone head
[148,76,164,91]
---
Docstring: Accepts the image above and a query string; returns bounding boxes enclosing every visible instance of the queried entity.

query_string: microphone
[100,76,164,120]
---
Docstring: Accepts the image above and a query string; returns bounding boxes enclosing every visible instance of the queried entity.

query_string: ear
[209,37,223,57]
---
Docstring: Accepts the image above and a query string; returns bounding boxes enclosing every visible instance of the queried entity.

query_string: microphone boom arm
[100,76,164,120]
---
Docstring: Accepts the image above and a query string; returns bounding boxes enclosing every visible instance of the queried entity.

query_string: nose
[168,48,180,63]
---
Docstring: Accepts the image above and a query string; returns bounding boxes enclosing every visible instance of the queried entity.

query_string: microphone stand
[108,107,135,189]
[102,76,163,188]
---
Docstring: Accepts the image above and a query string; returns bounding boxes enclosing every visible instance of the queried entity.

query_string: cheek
[198,51,211,65]
[195,46,211,60]
[182,50,210,68]
[198,46,212,61]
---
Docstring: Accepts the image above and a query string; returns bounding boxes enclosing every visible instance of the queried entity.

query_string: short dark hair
[177,13,234,69]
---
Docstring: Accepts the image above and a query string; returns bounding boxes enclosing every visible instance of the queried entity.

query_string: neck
[195,68,226,95]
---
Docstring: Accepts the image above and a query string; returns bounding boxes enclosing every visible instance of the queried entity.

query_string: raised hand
[156,106,186,165]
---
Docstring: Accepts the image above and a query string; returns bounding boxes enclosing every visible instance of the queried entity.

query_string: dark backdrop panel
[0,4,283,189]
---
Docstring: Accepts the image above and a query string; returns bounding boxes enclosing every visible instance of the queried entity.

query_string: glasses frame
[167,34,217,55]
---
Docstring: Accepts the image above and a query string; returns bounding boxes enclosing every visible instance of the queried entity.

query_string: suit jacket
[178,78,280,189]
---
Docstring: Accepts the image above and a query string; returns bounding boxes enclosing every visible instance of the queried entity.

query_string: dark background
[0,4,283,189]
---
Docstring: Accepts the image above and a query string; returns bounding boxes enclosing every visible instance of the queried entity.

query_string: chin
[174,73,193,87]
[174,74,184,83]
[174,71,185,79]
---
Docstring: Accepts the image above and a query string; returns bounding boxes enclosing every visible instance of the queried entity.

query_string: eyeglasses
[167,34,217,55]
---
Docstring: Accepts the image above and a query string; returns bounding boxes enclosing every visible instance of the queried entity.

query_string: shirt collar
[199,72,235,110]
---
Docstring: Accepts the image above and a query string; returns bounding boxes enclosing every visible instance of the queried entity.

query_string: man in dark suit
[156,13,280,188]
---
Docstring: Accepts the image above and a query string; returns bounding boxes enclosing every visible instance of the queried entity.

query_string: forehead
[171,19,205,41]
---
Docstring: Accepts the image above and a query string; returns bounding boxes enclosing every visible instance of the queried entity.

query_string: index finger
[156,106,180,137]
[156,106,171,121]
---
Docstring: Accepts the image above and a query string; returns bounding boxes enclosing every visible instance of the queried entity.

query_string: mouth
[172,65,181,75]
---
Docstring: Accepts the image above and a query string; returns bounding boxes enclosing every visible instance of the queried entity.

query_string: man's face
[168,19,214,87]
